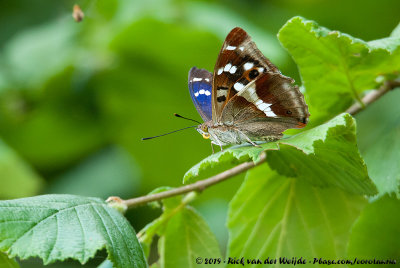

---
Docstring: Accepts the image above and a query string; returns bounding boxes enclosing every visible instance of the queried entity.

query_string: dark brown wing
[221,72,309,138]
[212,27,279,123]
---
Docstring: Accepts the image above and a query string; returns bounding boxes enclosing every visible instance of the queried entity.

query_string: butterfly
[188,27,309,151]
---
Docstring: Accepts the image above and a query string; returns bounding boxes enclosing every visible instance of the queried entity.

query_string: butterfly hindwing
[188,67,213,122]
[212,27,280,122]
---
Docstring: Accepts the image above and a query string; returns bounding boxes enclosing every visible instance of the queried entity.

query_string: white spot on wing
[194,92,199,97]
[229,66,237,74]
[205,78,210,82]
[258,103,269,111]
[217,68,223,75]
[234,82,244,91]
[258,67,264,73]
[205,90,211,96]
[226,45,236,50]
[192,78,202,82]
[199,89,205,94]
[224,63,232,72]
[238,84,277,117]
[239,46,244,51]
[244,62,254,70]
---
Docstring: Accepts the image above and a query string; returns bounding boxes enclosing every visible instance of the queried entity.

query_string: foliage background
[0,0,399,267]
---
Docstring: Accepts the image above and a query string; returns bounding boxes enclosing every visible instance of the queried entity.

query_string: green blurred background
[1,0,399,266]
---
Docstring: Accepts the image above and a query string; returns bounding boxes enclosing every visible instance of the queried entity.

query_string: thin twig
[119,153,266,209]
[346,80,400,115]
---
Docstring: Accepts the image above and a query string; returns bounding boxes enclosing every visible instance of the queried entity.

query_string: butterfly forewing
[188,67,213,122]
[212,27,280,122]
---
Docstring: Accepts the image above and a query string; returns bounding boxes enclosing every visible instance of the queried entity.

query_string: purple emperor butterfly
[189,27,309,150]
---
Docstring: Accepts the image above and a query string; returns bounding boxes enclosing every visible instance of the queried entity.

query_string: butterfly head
[197,123,211,140]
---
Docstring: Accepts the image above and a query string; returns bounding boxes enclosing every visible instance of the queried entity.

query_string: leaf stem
[118,153,266,209]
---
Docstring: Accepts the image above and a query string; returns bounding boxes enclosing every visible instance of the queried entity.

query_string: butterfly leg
[210,142,215,154]
[237,129,261,148]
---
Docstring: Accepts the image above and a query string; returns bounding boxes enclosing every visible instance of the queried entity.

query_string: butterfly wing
[188,67,213,122]
[212,27,280,123]
[215,28,309,140]
[221,72,309,140]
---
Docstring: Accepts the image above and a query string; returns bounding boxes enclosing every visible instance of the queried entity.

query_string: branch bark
[117,153,266,208]
[346,80,400,115]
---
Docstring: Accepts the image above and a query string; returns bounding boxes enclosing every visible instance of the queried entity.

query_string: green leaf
[0,252,19,268]
[267,113,376,195]
[158,207,223,268]
[356,89,400,197]
[0,139,42,199]
[0,195,146,268]
[391,21,400,37]
[98,259,113,268]
[278,17,400,124]
[185,113,376,195]
[227,164,367,267]
[139,197,222,268]
[347,195,400,267]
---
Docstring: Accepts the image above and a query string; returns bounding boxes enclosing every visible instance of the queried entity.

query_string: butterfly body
[198,120,285,146]
[188,27,309,149]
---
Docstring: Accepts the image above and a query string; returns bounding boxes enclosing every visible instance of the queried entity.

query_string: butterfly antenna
[141,125,198,140]
[174,113,201,124]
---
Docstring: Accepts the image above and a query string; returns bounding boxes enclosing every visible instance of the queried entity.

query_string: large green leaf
[139,195,222,268]
[356,89,400,197]
[347,195,400,267]
[0,252,19,268]
[227,164,366,267]
[158,207,222,268]
[0,195,146,268]
[0,140,42,199]
[278,17,400,124]
[184,113,376,196]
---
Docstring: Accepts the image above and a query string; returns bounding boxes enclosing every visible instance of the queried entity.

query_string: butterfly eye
[202,133,210,139]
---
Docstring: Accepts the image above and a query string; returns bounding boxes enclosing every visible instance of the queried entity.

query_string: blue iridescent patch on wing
[188,67,213,122]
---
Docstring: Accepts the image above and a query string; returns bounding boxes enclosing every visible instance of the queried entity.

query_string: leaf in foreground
[184,113,376,196]
[227,164,366,267]
[0,195,146,268]
[139,196,222,268]
[278,16,400,124]
[347,195,400,267]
